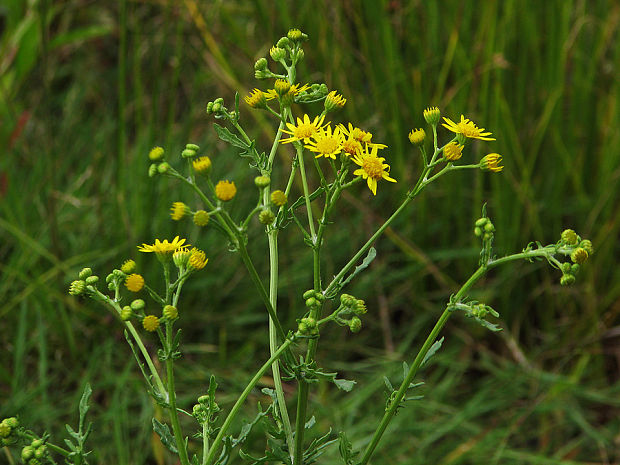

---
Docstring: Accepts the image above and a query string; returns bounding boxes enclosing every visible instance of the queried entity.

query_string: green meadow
[1,1,619,463]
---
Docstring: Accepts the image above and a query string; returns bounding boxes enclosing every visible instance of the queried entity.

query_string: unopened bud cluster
[0,417,19,447]
[20,437,48,465]
[558,229,593,286]
[334,293,367,333]
[69,267,99,296]
[474,217,495,241]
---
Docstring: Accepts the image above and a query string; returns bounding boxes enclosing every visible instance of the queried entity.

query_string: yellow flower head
[188,248,208,270]
[138,236,187,255]
[442,115,495,141]
[443,142,464,161]
[423,106,441,126]
[215,180,237,201]
[339,123,373,144]
[408,128,426,146]
[125,274,145,292]
[121,259,136,274]
[170,201,188,221]
[324,90,346,112]
[480,153,504,172]
[192,156,212,175]
[281,114,327,144]
[142,315,160,332]
[265,82,310,102]
[148,146,165,161]
[244,89,267,109]
[193,210,210,227]
[342,137,363,157]
[305,125,345,159]
[352,145,397,195]
[270,190,288,207]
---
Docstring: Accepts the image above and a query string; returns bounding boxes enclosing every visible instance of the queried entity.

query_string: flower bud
[31,439,43,448]
[121,260,136,274]
[206,102,214,114]
[570,248,588,264]
[560,262,571,274]
[259,209,276,225]
[22,446,35,461]
[324,91,346,112]
[270,46,286,62]
[560,274,576,286]
[579,239,593,255]
[274,79,291,97]
[85,276,99,285]
[340,294,357,308]
[303,289,315,300]
[480,153,504,172]
[170,201,189,221]
[188,248,208,270]
[270,190,287,207]
[277,37,290,48]
[149,146,165,161]
[125,274,145,292]
[287,28,303,41]
[456,133,467,145]
[254,175,271,188]
[474,227,482,237]
[484,222,495,233]
[120,306,132,321]
[181,148,197,158]
[173,249,190,268]
[408,128,426,146]
[130,299,145,311]
[78,267,92,279]
[142,315,160,332]
[255,69,272,80]
[254,57,268,71]
[423,106,441,126]
[34,445,47,459]
[475,218,488,227]
[163,305,178,320]
[193,156,212,176]
[571,264,580,275]
[186,143,199,151]
[305,297,317,308]
[349,316,362,333]
[561,229,578,245]
[193,210,210,227]
[0,424,10,438]
[197,395,209,404]
[193,404,208,423]
[215,180,237,201]
[69,280,87,296]
[4,418,18,428]
[443,141,463,161]
[354,299,367,315]
[295,48,305,62]
[148,163,158,177]
[157,162,170,174]
[212,102,221,113]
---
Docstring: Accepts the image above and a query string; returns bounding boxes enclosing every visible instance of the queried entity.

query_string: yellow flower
[142,315,160,332]
[192,156,212,175]
[148,146,164,161]
[305,126,345,159]
[170,202,188,221]
[442,115,495,141]
[341,137,363,157]
[120,259,136,274]
[480,153,503,172]
[281,114,327,144]
[215,180,237,201]
[352,145,397,195]
[193,210,210,226]
[423,106,441,125]
[188,248,208,270]
[244,89,267,109]
[443,142,464,161]
[265,82,310,101]
[324,90,346,112]
[270,190,287,207]
[408,128,426,146]
[138,236,187,255]
[338,123,373,144]
[125,274,145,292]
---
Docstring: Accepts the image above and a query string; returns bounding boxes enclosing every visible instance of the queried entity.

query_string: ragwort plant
[1,28,594,465]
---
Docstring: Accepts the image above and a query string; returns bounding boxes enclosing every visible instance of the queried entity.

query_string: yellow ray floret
[442,115,495,141]
[138,236,187,255]
[305,125,345,159]
[352,145,396,195]
[281,114,327,144]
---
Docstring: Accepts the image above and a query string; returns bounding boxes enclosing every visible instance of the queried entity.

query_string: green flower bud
[270,46,286,62]
[423,106,441,126]
[340,294,357,308]
[484,222,495,232]
[305,297,317,308]
[85,276,99,285]
[355,299,367,315]
[214,98,224,105]
[276,37,290,48]
[78,267,92,279]
[29,458,41,465]
[579,239,593,255]
[456,133,467,145]
[34,445,47,459]
[474,227,482,237]
[148,163,158,177]
[295,48,305,62]
[148,146,165,161]
[561,229,579,245]
[255,69,271,80]
[193,210,210,227]
[475,218,488,227]
[120,260,136,274]
[4,418,18,429]
[570,248,588,264]
[301,317,317,329]
[22,446,35,461]
[31,439,43,448]
[560,274,575,286]
[0,424,10,438]
[130,299,145,311]
[483,232,493,241]
[206,102,214,114]
[560,262,571,274]
[186,143,200,151]
[303,290,315,300]
[297,321,308,334]
[270,190,287,207]
[287,28,303,41]
[157,162,170,174]
[197,395,209,404]
[69,280,87,296]
[163,305,178,321]
[254,57,268,71]
[254,175,271,188]
[314,292,325,302]
[570,264,580,275]
[120,306,132,321]
[212,102,221,113]
[181,148,197,158]
[259,209,275,225]
[349,316,362,333]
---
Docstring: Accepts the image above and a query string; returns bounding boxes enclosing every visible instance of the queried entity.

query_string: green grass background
[1,0,619,463]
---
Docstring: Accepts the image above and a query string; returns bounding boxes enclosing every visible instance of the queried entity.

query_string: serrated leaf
[421,337,444,367]
[152,418,178,454]
[333,378,356,392]
[338,247,377,290]
[213,123,249,149]
[338,431,356,465]
[304,416,316,430]
[78,383,92,428]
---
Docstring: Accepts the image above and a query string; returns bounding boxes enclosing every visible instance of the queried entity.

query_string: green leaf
[338,431,357,465]
[421,337,444,367]
[337,247,377,290]
[213,123,249,149]
[152,418,179,454]
[333,378,356,392]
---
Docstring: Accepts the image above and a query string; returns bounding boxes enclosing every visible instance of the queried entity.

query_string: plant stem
[204,337,296,465]
[166,323,190,465]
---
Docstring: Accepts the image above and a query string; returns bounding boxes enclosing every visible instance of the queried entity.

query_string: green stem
[204,337,296,465]
[124,320,167,399]
[165,323,190,465]
[201,422,209,465]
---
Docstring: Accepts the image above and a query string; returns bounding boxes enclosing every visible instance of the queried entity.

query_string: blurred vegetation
[1,0,619,463]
